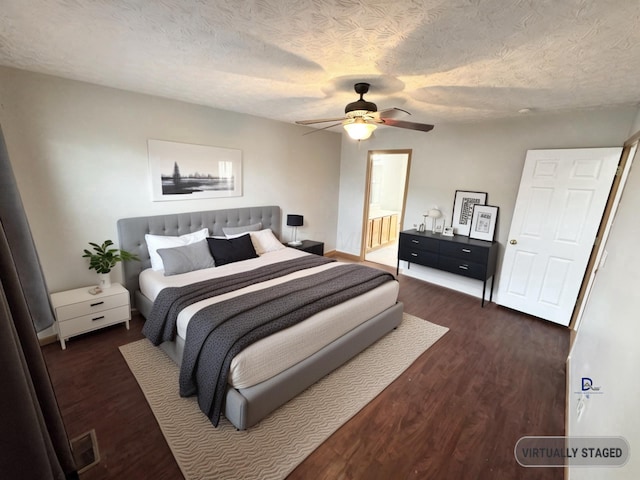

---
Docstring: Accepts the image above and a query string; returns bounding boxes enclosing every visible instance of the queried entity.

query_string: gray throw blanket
[143,255,335,345]
[179,263,395,426]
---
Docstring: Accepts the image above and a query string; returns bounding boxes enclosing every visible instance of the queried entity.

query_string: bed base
[135,290,154,319]
[159,301,404,430]
[117,206,403,430]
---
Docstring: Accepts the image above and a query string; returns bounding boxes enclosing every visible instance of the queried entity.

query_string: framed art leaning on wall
[469,204,498,241]
[451,190,487,235]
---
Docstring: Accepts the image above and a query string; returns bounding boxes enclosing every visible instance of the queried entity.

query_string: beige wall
[630,108,640,136]
[337,107,638,297]
[567,141,640,479]
[2,63,638,314]
[565,93,640,479]
[0,66,342,295]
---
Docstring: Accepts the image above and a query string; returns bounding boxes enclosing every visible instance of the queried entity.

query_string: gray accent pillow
[222,222,262,237]
[157,239,216,276]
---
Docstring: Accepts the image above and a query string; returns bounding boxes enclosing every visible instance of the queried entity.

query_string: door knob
[510,239,518,245]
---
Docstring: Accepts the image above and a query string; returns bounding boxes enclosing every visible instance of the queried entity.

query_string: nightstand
[50,283,131,349]
[289,240,324,256]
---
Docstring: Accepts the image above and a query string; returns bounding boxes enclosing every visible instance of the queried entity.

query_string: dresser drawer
[438,255,487,280]
[57,305,131,338]
[439,241,489,263]
[400,234,439,253]
[55,291,129,321]
[399,248,438,267]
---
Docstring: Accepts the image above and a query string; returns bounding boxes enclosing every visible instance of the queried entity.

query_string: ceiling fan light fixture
[296,82,433,137]
[343,118,377,140]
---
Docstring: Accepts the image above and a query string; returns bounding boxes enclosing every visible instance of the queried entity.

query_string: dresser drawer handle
[411,253,418,257]
[90,301,105,307]
[411,240,420,244]
[458,265,469,270]
[461,248,471,253]
[92,316,105,322]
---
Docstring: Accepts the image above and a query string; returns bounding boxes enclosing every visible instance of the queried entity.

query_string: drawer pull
[411,253,418,257]
[411,240,420,244]
[90,301,105,307]
[462,248,471,253]
[458,265,469,270]
[92,316,105,321]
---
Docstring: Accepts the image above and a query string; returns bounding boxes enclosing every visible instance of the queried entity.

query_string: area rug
[119,313,448,480]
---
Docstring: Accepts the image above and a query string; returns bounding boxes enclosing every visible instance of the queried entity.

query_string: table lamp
[286,214,303,246]
[427,208,442,233]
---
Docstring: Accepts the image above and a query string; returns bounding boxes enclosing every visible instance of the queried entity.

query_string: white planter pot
[98,272,111,289]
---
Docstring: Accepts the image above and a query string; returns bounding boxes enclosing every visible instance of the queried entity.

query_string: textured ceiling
[1,0,639,130]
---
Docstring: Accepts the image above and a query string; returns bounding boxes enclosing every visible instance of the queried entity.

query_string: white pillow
[249,229,286,255]
[145,228,209,271]
[222,222,262,237]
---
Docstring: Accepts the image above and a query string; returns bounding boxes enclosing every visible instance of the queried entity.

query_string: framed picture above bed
[451,190,487,236]
[148,139,242,201]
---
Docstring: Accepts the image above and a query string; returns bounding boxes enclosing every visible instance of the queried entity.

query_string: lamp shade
[343,118,376,140]
[427,208,442,219]
[286,214,303,227]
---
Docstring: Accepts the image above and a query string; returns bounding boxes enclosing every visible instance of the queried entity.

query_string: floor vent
[70,429,100,474]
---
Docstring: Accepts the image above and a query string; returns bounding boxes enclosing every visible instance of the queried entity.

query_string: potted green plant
[82,240,138,289]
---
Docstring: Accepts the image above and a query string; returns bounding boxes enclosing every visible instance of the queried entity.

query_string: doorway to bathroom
[361,149,411,267]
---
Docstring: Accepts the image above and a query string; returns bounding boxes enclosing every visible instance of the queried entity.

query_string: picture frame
[469,204,499,241]
[442,226,454,237]
[148,139,242,201]
[451,190,487,235]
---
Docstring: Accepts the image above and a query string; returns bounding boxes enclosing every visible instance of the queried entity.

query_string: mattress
[139,248,399,388]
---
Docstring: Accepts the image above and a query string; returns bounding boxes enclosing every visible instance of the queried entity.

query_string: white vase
[98,272,111,289]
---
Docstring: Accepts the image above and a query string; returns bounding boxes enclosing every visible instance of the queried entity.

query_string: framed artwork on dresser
[451,190,487,235]
[469,204,498,241]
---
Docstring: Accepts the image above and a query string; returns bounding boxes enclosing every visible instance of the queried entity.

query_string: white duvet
[140,248,399,389]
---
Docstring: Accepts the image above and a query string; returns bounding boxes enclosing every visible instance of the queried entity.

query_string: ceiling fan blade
[296,117,346,125]
[302,122,343,135]
[377,107,410,119]
[381,118,434,132]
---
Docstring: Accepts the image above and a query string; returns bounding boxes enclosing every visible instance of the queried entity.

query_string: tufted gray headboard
[117,206,280,308]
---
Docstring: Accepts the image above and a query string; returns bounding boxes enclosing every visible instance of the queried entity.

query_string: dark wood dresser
[397,229,499,306]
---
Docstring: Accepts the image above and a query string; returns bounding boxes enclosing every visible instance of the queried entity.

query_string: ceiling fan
[296,82,434,140]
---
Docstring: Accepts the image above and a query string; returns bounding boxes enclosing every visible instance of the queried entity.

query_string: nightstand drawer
[438,255,487,280]
[439,241,489,263]
[57,305,131,338]
[55,291,129,321]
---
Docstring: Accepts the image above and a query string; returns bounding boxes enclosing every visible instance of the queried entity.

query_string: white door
[497,148,621,326]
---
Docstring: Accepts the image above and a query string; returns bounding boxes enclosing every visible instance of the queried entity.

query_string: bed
[117,206,403,430]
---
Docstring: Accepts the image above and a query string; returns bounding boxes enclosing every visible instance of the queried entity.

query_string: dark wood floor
[42,261,568,480]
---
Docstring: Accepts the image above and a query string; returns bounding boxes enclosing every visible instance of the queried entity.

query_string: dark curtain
[0,125,77,479]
